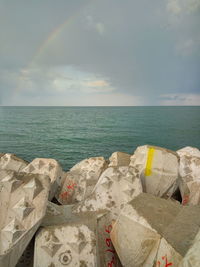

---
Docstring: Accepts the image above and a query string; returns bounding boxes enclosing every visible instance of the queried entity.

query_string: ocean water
[0,106,199,170]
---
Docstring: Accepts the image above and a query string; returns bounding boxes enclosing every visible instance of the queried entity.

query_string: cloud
[86,15,105,35]
[167,0,182,15]
[159,93,200,105]
[53,78,73,92]
[0,1,199,106]
[85,80,109,87]
[187,0,200,12]
[175,38,200,56]
[2,69,142,106]
[82,79,114,93]
[0,65,118,105]
[95,23,105,35]
[68,92,143,106]
[167,0,200,16]
[1,65,142,106]
[175,37,200,56]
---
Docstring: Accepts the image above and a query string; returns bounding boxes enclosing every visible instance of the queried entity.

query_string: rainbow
[16,1,91,96]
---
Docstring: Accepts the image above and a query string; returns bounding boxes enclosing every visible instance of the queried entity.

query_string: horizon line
[1,105,200,107]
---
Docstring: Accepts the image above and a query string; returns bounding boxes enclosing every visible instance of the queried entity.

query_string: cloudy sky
[0,0,200,106]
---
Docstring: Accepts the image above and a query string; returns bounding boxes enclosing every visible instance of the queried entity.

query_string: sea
[0,106,199,171]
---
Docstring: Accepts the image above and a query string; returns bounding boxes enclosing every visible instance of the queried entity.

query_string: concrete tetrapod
[0,154,5,159]
[177,146,200,158]
[179,228,200,267]
[130,145,179,198]
[59,166,142,266]
[0,153,28,172]
[39,202,100,266]
[156,204,200,266]
[177,147,200,205]
[34,221,98,267]
[42,202,122,267]
[110,193,181,267]
[42,202,96,227]
[97,212,122,267]
[111,193,200,267]
[0,169,15,182]
[56,157,107,205]
[0,171,50,267]
[70,157,107,177]
[23,158,63,200]
[108,152,131,167]
[72,166,143,219]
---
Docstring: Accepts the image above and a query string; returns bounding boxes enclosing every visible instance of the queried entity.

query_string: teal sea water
[0,106,199,170]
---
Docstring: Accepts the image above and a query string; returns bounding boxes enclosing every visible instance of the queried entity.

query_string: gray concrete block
[0,171,50,267]
[56,157,107,205]
[34,221,99,267]
[0,154,28,172]
[130,145,179,198]
[23,158,63,200]
[109,152,131,167]
[72,166,143,219]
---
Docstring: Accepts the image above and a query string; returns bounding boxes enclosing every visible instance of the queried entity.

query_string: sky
[0,0,200,106]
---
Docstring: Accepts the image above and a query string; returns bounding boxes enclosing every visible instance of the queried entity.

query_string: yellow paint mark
[145,147,155,176]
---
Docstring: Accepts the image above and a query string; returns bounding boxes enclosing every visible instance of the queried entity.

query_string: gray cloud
[159,93,200,105]
[0,0,199,105]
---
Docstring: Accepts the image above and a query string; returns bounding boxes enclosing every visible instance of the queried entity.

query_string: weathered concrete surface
[177,146,200,205]
[23,158,63,200]
[42,202,97,227]
[97,212,122,267]
[70,156,107,176]
[0,154,28,172]
[179,228,200,267]
[0,169,14,182]
[130,145,179,198]
[1,147,200,266]
[42,202,68,226]
[56,171,83,205]
[72,166,143,219]
[155,238,182,267]
[163,206,199,256]
[0,171,50,267]
[111,193,200,267]
[42,202,121,267]
[34,221,99,267]
[177,149,200,205]
[177,146,200,158]
[56,157,107,205]
[156,205,200,266]
[110,193,181,267]
[108,152,131,167]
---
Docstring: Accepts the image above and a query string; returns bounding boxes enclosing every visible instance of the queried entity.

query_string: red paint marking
[60,180,77,200]
[106,238,112,247]
[105,225,112,234]
[157,255,173,267]
[104,224,116,267]
[106,249,115,253]
[60,191,69,200]
[107,256,115,267]
[66,181,77,190]
[182,195,189,205]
